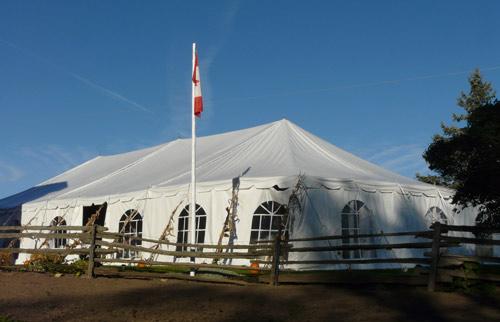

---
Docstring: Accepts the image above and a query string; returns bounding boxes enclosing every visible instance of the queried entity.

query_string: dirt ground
[0,272,499,322]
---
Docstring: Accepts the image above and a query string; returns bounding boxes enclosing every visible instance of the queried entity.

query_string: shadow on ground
[0,272,499,322]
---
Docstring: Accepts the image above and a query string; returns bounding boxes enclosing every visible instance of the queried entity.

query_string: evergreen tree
[418,69,499,226]
[417,69,496,187]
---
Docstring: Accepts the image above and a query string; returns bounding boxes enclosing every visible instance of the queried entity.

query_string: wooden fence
[0,225,275,280]
[0,222,499,290]
[258,222,500,289]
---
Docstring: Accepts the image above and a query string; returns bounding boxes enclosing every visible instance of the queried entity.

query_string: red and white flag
[192,50,203,117]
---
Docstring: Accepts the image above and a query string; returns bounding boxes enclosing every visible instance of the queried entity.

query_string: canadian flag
[192,50,203,117]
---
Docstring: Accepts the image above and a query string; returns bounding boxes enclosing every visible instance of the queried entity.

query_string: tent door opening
[82,203,107,227]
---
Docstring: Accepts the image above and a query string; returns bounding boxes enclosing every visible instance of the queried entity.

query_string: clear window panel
[254,205,268,214]
[260,231,270,241]
[271,215,282,230]
[250,231,259,243]
[251,216,260,229]
[197,231,205,244]
[261,216,271,229]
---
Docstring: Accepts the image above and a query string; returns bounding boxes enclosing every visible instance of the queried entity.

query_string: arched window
[250,201,287,244]
[341,200,373,259]
[176,204,207,251]
[425,207,448,226]
[117,209,143,259]
[51,216,67,249]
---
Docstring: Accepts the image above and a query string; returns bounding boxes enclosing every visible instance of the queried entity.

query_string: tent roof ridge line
[286,121,372,176]
[281,120,302,173]
[153,121,281,187]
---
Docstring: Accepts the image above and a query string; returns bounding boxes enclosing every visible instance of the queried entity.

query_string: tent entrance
[82,203,107,227]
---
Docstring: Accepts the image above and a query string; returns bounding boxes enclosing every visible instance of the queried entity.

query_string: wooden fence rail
[288,242,436,253]
[286,230,433,242]
[0,232,90,239]
[0,225,107,231]
[95,239,271,259]
[439,225,500,234]
[98,231,273,250]
[0,248,114,255]
[95,258,272,271]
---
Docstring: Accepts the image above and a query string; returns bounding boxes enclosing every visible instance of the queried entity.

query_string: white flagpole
[190,42,197,276]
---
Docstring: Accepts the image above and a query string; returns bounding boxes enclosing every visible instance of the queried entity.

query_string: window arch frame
[250,201,287,244]
[117,209,143,259]
[176,203,207,252]
[425,206,449,226]
[51,216,67,249]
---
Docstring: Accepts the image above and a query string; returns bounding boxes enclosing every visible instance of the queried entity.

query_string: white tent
[0,119,481,267]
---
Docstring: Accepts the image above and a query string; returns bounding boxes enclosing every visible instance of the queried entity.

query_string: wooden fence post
[427,222,441,292]
[87,224,98,279]
[269,233,281,286]
[270,217,284,287]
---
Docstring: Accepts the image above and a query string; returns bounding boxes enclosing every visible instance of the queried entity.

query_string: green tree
[417,69,496,188]
[419,69,499,226]
[443,68,496,136]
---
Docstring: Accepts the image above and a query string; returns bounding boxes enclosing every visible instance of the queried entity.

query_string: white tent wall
[14,178,294,265]
[284,180,482,270]
[286,184,403,269]
[17,203,83,263]
[14,175,490,268]
[144,180,292,265]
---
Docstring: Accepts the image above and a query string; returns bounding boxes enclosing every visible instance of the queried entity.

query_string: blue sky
[1,0,499,199]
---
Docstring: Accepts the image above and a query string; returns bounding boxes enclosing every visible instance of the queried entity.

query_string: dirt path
[0,272,499,322]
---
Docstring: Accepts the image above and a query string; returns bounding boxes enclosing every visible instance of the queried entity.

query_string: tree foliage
[419,70,500,226]
[414,173,456,188]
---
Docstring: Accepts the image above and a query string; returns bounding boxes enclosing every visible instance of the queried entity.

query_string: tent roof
[0,119,449,208]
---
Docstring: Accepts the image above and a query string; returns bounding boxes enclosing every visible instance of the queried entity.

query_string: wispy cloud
[69,73,153,114]
[0,36,153,114]
[0,161,24,183]
[17,145,97,172]
[0,145,98,197]
[359,143,429,178]
[206,64,500,105]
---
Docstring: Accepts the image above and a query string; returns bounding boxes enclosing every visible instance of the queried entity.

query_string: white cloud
[0,36,153,115]
[17,145,97,171]
[360,143,429,178]
[69,72,153,114]
[0,161,24,182]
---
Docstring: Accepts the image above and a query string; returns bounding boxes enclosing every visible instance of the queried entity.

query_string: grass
[116,264,262,281]
[116,263,264,277]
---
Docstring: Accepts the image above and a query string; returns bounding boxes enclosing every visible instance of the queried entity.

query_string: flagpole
[190,42,197,276]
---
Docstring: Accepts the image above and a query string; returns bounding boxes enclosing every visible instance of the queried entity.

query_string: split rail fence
[0,222,499,290]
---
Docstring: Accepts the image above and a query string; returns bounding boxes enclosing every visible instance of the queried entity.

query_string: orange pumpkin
[249,261,259,275]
